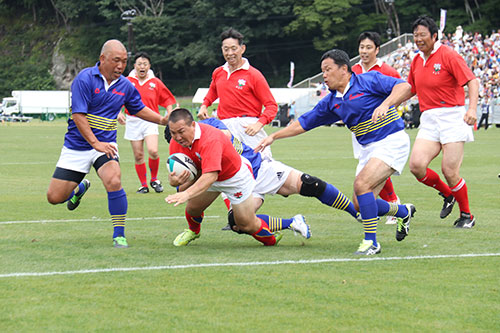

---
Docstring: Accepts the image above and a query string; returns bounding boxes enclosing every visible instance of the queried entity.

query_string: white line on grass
[1,253,499,278]
[0,216,220,225]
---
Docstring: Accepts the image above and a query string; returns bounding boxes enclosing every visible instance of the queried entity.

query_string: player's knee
[46,191,63,205]
[299,173,327,198]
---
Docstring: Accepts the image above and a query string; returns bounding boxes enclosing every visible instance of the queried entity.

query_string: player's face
[100,48,127,82]
[413,25,437,56]
[169,119,195,147]
[134,57,151,80]
[321,58,346,91]
[358,38,379,66]
[221,38,246,70]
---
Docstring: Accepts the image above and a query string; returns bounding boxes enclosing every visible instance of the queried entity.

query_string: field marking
[1,253,498,278]
[0,216,220,225]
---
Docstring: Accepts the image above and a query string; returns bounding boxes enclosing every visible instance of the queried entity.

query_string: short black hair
[134,51,151,63]
[220,28,244,45]
[320,49,352,73]
[412,15,439,41]
[168,108,194,125]
[358,31,381,48]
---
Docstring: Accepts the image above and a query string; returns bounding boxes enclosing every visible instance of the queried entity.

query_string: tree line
[0,0,497,97]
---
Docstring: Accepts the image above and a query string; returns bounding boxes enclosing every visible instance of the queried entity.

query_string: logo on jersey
[195,152,201,161]
[433,63,442,75]
[234,191,243,199]
[149,82,156,89]
[349,92,364,101]
[276,171,284,180]
[112,88,125,96]
[236,79,246,90]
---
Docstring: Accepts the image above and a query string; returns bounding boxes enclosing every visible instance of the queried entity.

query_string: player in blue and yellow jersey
[256,49,416,255]
[46,40,168,248]
[196,118,359,239]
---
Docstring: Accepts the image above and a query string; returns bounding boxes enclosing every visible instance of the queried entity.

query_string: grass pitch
[0,120,499,331]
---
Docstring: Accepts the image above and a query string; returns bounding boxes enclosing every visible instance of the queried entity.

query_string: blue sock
[108,189,127,238]
[65,182,86,202]
[357,192,378,246]
[318,183,358,218]
[375,199,409,217]
[257,214,293,232]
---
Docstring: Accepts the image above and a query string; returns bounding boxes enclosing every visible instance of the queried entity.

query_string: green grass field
[1,119,499,331]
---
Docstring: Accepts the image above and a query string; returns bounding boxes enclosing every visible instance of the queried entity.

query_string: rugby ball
[167,153,198,181]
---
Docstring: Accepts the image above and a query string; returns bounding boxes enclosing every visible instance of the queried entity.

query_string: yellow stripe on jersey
[70,114,118,131]
[232,137,244,155]
[349,106,399,137]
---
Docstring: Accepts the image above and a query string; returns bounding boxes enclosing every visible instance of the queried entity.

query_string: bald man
[47,39,168,248]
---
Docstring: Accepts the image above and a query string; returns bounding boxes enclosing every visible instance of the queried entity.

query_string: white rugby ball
[167,153,198,181]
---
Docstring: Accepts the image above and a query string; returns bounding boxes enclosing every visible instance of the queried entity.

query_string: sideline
[1,253,499,278]
[0,216,220,225]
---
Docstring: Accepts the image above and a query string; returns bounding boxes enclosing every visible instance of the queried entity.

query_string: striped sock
[375,199,409,218]
[451,178,470,214]
[108,189,127,238]
[251,218,277,246]
[417,168,452,196]
[318,183,358,218]
[257,214,293,232]
[65,181,86,202]
[357,192,378,247]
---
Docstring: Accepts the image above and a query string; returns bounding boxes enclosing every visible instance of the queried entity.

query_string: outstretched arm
[254,119,306,152]
[371,82,413,123]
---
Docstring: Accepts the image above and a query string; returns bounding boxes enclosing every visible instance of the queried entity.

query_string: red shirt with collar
[126,76,176,115]
[408,44,476,112]
[352,60,401,78]
[169,123,242,181]
[202,60,278,125]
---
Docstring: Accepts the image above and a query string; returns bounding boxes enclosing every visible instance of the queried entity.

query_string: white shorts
[351,132,361,159]
[356,130,410,176]
[253,159,294,200]
[207,157,255,205]
[124,114,159,141]
[56,144,119,174]
[221,117,272,159]
[417,106,474,144]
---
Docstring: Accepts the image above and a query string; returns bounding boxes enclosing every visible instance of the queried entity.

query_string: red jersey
[202,59,278,125]
[126,73,176,115]
[169,123,242,181]
[352,60,401,78]
[408,43,476,112]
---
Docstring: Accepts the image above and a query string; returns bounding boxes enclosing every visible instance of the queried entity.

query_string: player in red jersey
[118,52,177,194]
[197,28,277,159]
[352,31,402,225]
[407,16,479,228]
[165,108,284,247]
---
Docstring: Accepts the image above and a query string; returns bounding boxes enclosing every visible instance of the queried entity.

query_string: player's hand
[117,112,126,125]
[464,108,477,126]
[93,142,118,159]
[371,105,389,123]
[254,136,273,153]
[165,191,190,207]
[168,170,190,187]
[159,115,169,126]
[244,121,264,136]
[197,105,209,120]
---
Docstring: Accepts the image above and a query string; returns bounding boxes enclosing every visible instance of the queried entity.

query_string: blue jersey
[299,72,405,145]
[64,63,145,150]
[200,118,262,178]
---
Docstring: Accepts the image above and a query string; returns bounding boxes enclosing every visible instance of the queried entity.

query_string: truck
[0,90,71,121]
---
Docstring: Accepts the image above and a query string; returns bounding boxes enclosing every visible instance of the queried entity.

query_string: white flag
[287,61,295,88]
[440,9,447,32]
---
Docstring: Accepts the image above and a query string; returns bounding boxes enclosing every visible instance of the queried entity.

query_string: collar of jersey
[418,41,442,65]
[223,58,250,78]
[334,75,353,98]
[355,58,384,73]
[94,62,120,91]
[128,69,156,86]
[189,122,202,148]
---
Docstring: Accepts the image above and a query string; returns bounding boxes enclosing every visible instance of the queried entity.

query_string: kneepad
[227,209,245,234]
[299,173,327,197]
